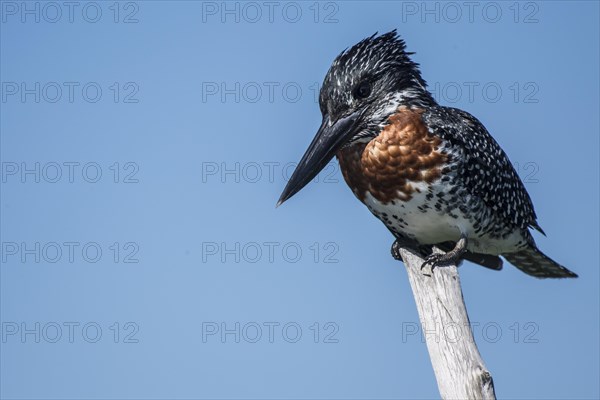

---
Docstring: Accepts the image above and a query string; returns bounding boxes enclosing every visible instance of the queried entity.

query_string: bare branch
[399,247,496,400]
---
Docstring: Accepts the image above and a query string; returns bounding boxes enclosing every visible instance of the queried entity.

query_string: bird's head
[278,30,435,206]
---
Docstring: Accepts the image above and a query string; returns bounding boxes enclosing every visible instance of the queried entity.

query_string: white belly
[362,182,527,255]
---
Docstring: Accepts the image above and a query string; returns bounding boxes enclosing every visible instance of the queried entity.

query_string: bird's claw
[420,236,468,274]
[391,240,403,261]
[421,253,444,272]
[420,249,464,273]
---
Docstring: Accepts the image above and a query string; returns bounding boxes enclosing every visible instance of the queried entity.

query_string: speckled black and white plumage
[418,106,576,277]
[281,30,577,278]
[340,33,577,278]
[422,106,541,239]
[319,31,436,144]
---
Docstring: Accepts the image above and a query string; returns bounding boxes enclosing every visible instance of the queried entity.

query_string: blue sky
[1,1,599,399]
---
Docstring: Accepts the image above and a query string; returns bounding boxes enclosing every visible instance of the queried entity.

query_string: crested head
[277,30,437,207]
[319,30,436,142]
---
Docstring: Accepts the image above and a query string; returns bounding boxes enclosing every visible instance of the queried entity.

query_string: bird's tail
[503,247,577,278]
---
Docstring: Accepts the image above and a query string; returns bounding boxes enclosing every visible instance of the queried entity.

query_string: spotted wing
[422,106,542,234]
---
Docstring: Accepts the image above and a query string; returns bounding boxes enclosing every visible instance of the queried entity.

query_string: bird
[277,30,577,279]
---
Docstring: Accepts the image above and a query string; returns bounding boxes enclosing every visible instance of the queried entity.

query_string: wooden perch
[399,247,496,400]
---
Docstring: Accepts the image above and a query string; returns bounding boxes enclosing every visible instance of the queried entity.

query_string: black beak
[277,112,361,207]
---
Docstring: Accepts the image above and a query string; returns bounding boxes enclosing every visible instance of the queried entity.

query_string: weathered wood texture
[399,247,496,400]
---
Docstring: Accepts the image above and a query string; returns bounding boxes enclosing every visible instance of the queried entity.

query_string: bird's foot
[391,238,417,261]
[420,236,468,273]
[391,240,404,261]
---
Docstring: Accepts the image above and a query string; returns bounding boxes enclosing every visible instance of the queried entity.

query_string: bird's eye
[353,82,371,99]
